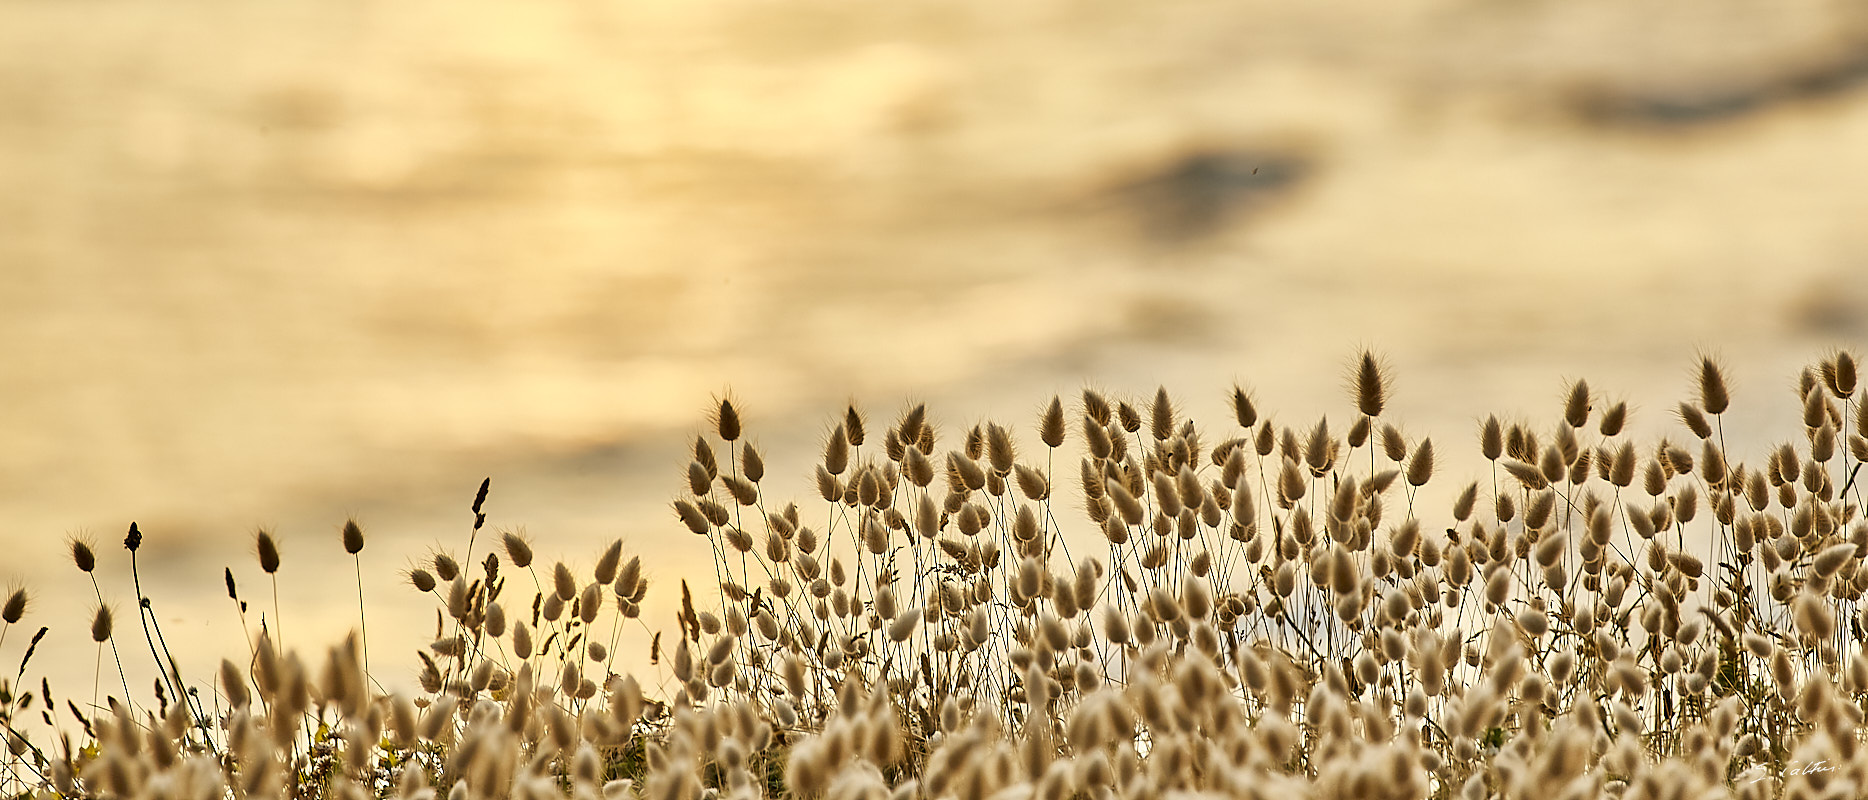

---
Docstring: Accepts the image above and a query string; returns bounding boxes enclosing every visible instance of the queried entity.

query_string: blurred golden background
[4,0,1868,702]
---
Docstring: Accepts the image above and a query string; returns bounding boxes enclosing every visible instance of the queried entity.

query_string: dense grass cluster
[5,350,1868,800]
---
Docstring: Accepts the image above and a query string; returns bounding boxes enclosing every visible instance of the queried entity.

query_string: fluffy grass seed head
[1600,401,1628,436]
[824,424,851,477]
[341,519,365,555]
[1678,403,1712,440]
[596,539,624,586]
[1820,349,1859,398]
[1350,350,1391,417]
[69,535,97,573]
[1407,439,1434,487]
[2,587,26,624]
[1040,397,1066,448]
[1230,385,1259,429]
[503,530,535,568]
[432,551,460,582]
[554,562,578,601]
[255,529,281,574]
[1480,416,1503,461]
[1698,354,1731,415]
[716,398,742,442]
[742,443,765,482]
[844,404,867,446]
[1564,379,1592,428]
[221,658,249,708]
[90,603,112,642]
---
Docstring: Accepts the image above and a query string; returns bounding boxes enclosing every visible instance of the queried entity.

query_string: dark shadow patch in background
[1091,146,1312,245]
[1788,268,1868,338]
[1571,41,1868,129]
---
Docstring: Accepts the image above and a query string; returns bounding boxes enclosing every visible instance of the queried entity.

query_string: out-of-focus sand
[4,0,1868,706]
